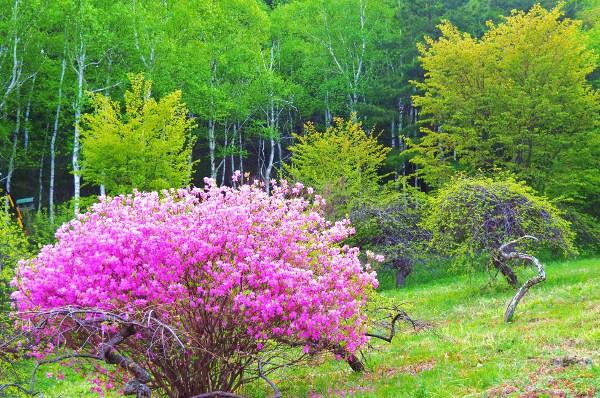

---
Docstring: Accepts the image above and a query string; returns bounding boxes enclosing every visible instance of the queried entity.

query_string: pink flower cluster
[13,178,377,354]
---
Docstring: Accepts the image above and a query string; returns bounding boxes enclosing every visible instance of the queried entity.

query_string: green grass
[11,258,600,397]
[243,258,600,397]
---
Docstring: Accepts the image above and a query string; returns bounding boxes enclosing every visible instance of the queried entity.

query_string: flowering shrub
[12,177,377,396]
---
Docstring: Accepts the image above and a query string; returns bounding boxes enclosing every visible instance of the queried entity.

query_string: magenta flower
[12,178,377,393]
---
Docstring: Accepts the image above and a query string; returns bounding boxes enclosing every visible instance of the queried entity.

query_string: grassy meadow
[244,258,600,397]
[16,258,600,398]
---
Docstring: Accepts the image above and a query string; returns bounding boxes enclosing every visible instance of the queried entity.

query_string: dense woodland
[0,1,599,397]
[0,0,598,244]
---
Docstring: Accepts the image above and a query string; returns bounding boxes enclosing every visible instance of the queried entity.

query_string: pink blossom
[13,179,377,385]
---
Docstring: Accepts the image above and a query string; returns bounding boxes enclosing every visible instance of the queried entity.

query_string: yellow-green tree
[423,176,575,286]
[284,116,390,217]
[81,74,196,194]
[0,204,29,310]
[410,4,599,203]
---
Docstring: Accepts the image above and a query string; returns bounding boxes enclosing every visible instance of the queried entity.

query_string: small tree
[350,186,431,288]
[424,176,574,287]
[284,115,390,218]
[12,177,378,397]
[81,73,196,194]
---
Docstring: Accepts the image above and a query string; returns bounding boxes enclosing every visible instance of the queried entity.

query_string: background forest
[0,0,598,249]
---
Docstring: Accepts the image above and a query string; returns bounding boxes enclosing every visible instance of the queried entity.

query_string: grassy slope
[20,258,600,397]
[245,258,600,397]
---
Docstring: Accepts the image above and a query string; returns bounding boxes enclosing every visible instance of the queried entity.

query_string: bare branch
[499,236,546,322]
[258,360,281,398]
[366,309,416,343]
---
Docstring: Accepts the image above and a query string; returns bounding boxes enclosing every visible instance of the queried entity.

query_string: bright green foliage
[272,0,400,118]
[80,74,196,194]
[284,116,390,217]
[411,4,600,197]
[423,176,575,272]
[0,204,29,310]
[577,0,600,87]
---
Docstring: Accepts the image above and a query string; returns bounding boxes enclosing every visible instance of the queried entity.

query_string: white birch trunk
[0,0,22,113]
[37,126,47,212]
[23,74,35,151]
[208,118,216,180]
[221,125,228,186]
[6,95,21,194]
[49,57,66,224]
[238,125,244,176]
[263,101,276,193]
[72,41,85,215]
[230,123,236,178]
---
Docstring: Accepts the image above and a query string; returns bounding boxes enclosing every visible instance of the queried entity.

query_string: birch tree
[275,0,397,119]
[62,0,123,214]
[155,0,263,180]
[48,56,66,224]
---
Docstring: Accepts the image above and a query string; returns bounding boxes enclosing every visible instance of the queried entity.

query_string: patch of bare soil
[398,359,436,375]
[484,356,596,398]
[485,383,519,397]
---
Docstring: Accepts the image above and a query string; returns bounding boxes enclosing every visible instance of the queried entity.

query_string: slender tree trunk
[391,118,396,149]
[49,57,66,225]
[208,58,218,181]
[6,94,21,194]
[277,137,283,168]
[258,136,264,181]
[100,56,112,195]
[73,43,85,215]
[238,125,243,176]
[230,123,236,177]
[37,125,48,212]
[263,101,276,193]
[221,125,228,186]
[325,91,332,128]
[208,118,216,180]
[399,101,406,176]
[265,137,275,192]
[0,0,22,113]
[23,74,35,152]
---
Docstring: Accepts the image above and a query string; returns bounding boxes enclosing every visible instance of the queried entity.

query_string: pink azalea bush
[12,177,377,395]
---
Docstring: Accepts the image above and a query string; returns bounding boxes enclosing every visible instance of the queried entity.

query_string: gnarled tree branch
[366,309,415,343]
[500,235,546,322]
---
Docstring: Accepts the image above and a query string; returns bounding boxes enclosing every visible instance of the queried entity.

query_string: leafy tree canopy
[410,4,599,201]
[0,203,29,310]
[284,115,390,218]
[80,73,196,194]
[423,175,575,281]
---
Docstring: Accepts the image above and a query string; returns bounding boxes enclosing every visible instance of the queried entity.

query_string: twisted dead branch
[499,235,546,322]
[366,308,416,343]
